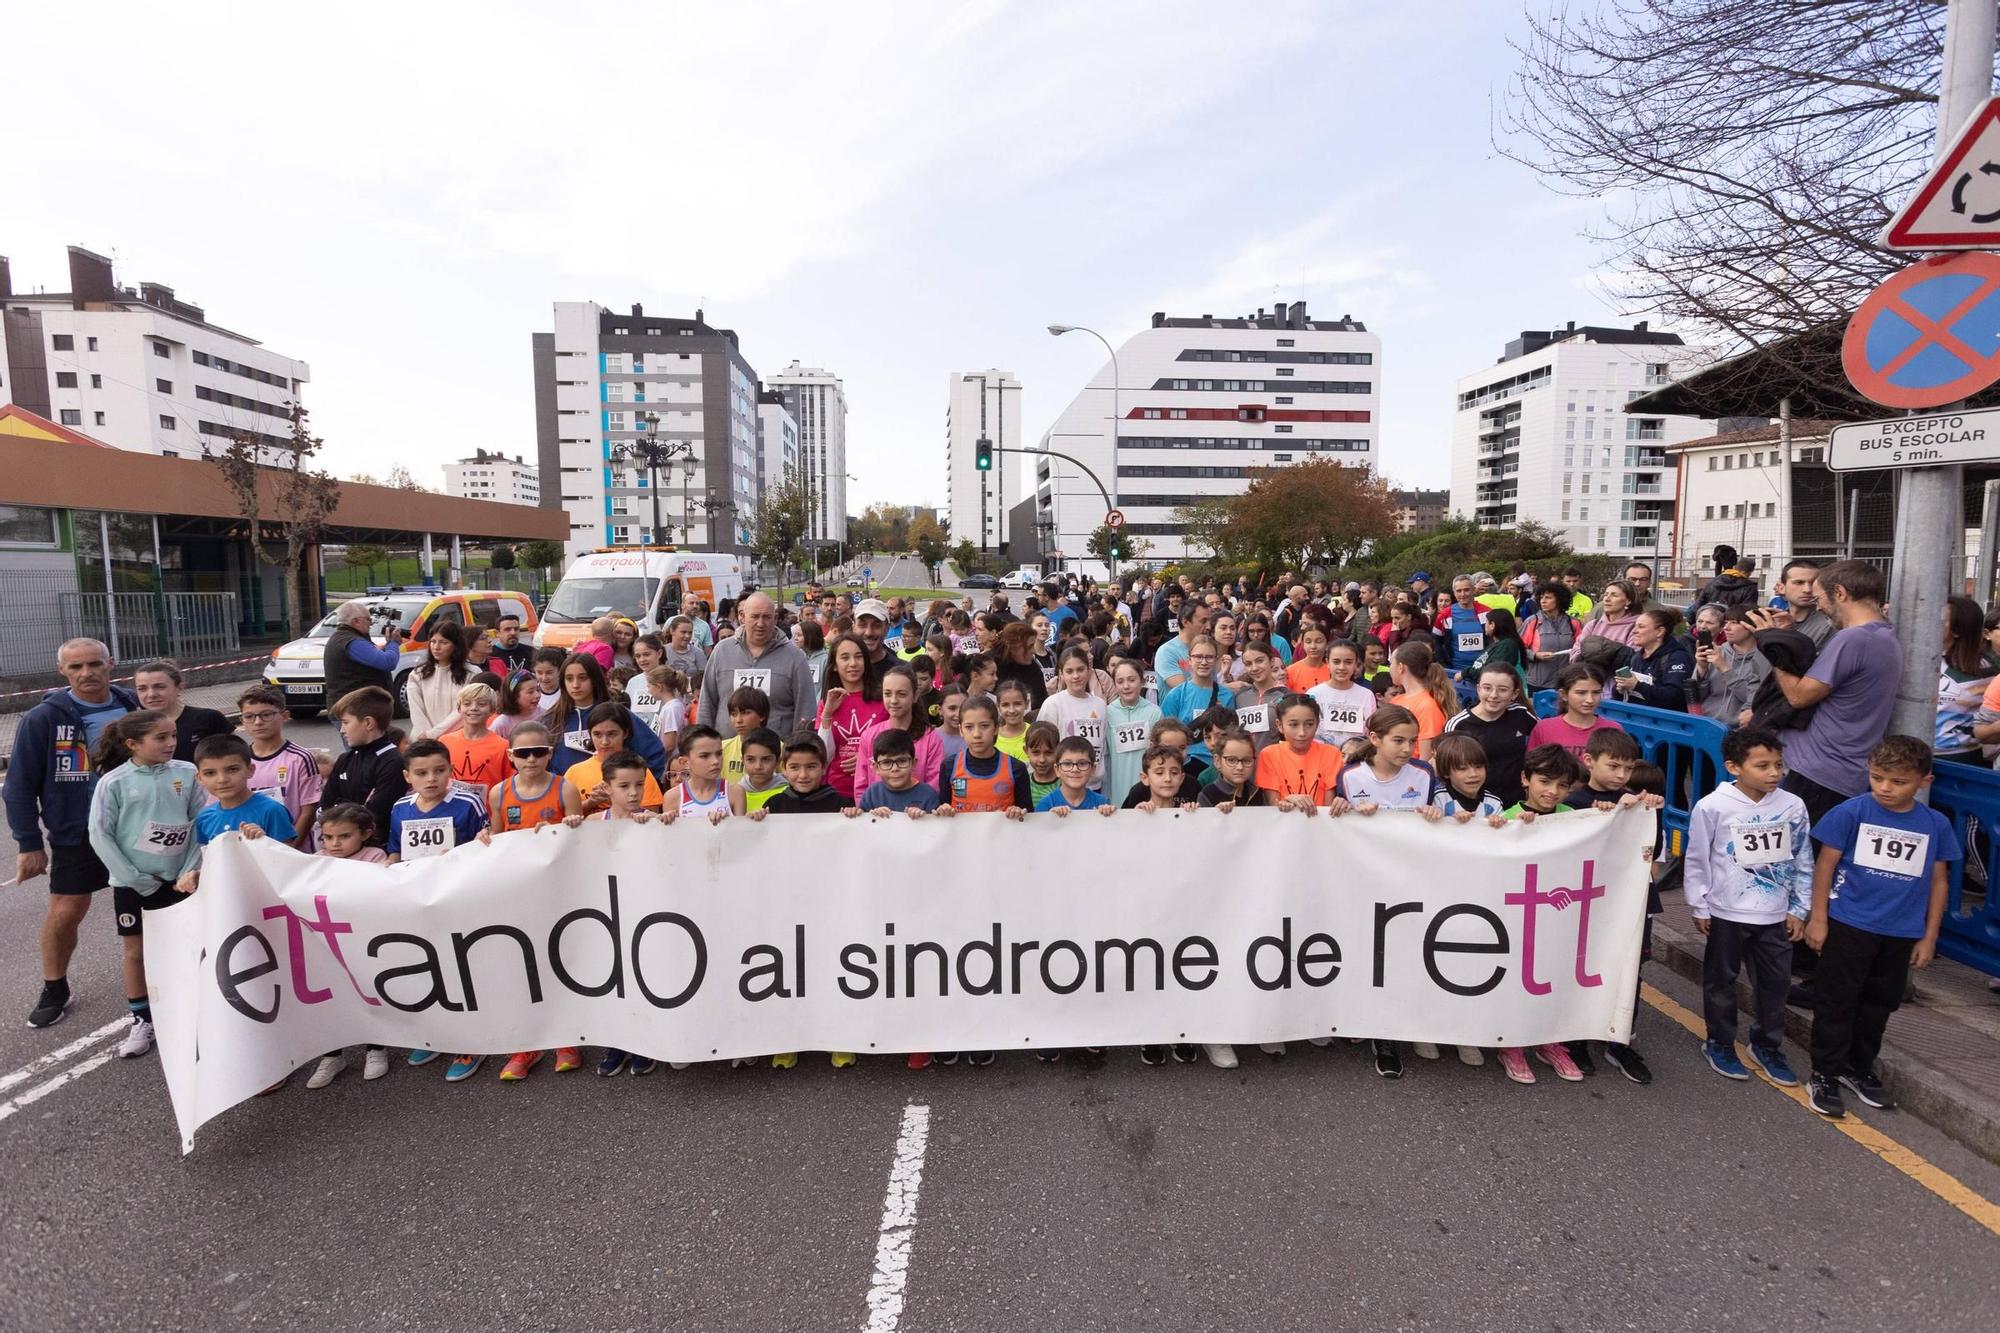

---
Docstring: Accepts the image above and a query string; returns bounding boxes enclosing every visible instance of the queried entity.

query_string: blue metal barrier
[1525,691,2000,976]
[1916,763,2000,976]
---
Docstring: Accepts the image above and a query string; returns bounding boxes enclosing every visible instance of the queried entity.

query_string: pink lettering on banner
[1503,859,1607,997]
[261,897,381,1006]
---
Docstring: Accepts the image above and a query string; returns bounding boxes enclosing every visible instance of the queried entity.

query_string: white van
[536,548,747,650]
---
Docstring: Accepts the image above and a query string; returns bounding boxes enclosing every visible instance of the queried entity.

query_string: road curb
[1650,919,2000,1165]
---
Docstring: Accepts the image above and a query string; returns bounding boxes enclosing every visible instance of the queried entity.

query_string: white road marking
[0,1048,120,1123]
[862,1103,932,1333]
[0,1019,126,1095]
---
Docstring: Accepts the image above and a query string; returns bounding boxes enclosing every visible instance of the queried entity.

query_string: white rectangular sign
[1827,408,2000,471]
[147,807,1656,1152]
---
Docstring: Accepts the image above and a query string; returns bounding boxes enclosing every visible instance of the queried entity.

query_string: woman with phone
[1690,604,1769,726]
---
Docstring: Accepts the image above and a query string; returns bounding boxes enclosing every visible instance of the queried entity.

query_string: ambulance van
[535,548,748,650]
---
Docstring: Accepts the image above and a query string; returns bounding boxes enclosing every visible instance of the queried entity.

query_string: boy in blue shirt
[1036,737,1112,815]
[188,734,297,863]
[854,730,940,815]
[1804,735,1958,1120]
[387,740,487,867]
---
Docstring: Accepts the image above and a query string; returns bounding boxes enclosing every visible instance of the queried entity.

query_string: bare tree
[210,403,343,639]
[1498,1,1962,382]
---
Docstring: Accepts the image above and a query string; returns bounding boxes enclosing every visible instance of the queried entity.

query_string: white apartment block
[533,302,761,563]
[946,370,1023,550]
[766,362,848,547]
[443,449,540,506]
[1036,302,1378,564]
[755,388,798,505]
[1450,323,1710,561]
[0,246,308,458]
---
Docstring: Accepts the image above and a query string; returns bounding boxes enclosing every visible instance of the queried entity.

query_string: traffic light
[1109,536,1124,560]
[975,437,992,471]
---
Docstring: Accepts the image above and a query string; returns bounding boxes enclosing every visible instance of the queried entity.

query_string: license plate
[289,684,323,696]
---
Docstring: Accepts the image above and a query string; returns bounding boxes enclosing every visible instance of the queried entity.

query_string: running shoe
[1601,1043,1652,1086]
[1169,1044,1198,1064]
[1498,1047,1535,1084]
[553,1047,582,1073]
[362,1048,390,1081]
[966,1050,994,1067]
[1138,1045,1167,1065]
[1202,1043,1238,1069]
[1702,1040,1749,1081]
[596,1049,629,1077]
[1807,1073,1846,1119]
[831,1051,858,1068]
[628,1055,657,1076]
[499,1051,545,1082]
[771,1051,798,1070]
[406,1048,440,1067]
[1534,1043,1583,1082]
[1562,1040,1596,1076]
[444,1054,485,1083]
[117,1017,155,1059]
[1456,1046,1485,1067]
[1746,1045,1799,1088]
[26,981,71,1030]
[305,1054,346,1089]
[1259,1042,1287,1058]
[907,1052,933,1070]
[1837,1069,1895,1109]
[1411,1042,1440,1061]
[1372,1041,1403,1079]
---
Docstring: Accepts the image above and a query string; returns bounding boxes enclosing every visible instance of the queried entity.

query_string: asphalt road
[3,715,1998,1330]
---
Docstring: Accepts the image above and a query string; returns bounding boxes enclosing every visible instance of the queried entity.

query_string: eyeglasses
[239,711,283,723]
[510,746,553,759]
[1217,753,1254,765]
[875,755,914,769]
[1056,758,1093,770]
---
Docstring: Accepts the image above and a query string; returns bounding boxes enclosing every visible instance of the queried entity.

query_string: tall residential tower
[766,361,848,550]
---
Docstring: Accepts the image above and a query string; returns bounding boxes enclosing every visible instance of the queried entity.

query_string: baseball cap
[855,598,891,621]
[1512,572,1535,588]
[1409,570,1432,584]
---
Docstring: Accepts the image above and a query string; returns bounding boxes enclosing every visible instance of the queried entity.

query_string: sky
[3,1,1641,512]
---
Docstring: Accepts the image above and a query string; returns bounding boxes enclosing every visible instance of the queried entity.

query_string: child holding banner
[1255,694,1343,811]
[936,695,1030,818]
[390,740,490,1082]
[671,726,744,820]
[1493,744,1588,1087]
[1231,641,1286,754]
[482,720,583,835]
[1105,660,1163,801]
[562,751,664,1079]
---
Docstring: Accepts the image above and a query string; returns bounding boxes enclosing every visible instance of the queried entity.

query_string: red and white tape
[0,652,274,702]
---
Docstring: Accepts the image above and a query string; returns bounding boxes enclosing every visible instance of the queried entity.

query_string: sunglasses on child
[509,745,553,759]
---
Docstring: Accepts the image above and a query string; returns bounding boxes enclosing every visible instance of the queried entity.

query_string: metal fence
[58,592,241,663]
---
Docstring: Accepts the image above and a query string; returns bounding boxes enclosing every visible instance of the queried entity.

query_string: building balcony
[1630,449,1667,467]
[1624,481,1662,495]
[1478,413,1522,435]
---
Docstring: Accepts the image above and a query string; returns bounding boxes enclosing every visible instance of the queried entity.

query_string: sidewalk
[1650,894,2000,1164]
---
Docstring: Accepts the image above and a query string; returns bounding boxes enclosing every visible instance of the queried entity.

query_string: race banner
[148,806,1656,1151]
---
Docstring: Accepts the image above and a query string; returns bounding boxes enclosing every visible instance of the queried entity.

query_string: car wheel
[394,675,411,719]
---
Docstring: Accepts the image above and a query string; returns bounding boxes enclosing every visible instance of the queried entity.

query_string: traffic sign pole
[1889,0,1996,747]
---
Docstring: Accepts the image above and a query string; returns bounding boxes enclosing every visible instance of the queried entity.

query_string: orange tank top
[949,749,1016,812]
[495,776,567,830]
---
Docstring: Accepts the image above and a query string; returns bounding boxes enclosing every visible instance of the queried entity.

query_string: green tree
[344,542,388,586]
[519,540,566,581]
[750,468,815,601]
[1198,459,1397,574]
[949,537,980,579]
[1086,524,1150,567]
[210,403,343,639]
[909,514,949,585]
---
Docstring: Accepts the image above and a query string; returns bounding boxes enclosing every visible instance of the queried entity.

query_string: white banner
[148,807,1655,1151]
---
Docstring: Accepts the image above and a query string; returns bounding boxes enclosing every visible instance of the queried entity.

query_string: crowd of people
[0,551,1964,1121]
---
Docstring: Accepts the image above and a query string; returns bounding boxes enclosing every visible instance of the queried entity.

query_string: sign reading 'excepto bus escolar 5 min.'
[1826,407,2000,472]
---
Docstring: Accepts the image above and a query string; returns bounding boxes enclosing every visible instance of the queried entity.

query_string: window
[159,415,176,430]
[1276,367,1294,376]
[1276,396,1293,404]
[153,342,169,359]
[51,334,73,351]
[1272,453,1293,462]
[1724,456,1733,470]
[86,336,97,352]
[1142,409,1162,419]
[1704,506,1714,519]
[1708,457,1717,471]
[1236,406,1265,422]
[0,503,60,548]
[59,409,81,426]
[93,412,104,426]
[1274,423,1293,433]
[1276,338,1294,347]
[1168,408,1188,419]
[156,379,172,393]
[1738,453,1749,468]
[90,374,101,389]
[1562,501,1571,520]
[55,372,76,388]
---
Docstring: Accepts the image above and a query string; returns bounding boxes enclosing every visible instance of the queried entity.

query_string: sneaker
[445,1054,485,1082]
[1807,1073,1846,1119]
[1534,1043,1583,1082]
[499,1051,544,1082]
[667,1062,690,1071]
[362,1048,390,1081]
[1412,1041,1441,1061]
[117,1017,155,1059]
[406,1048,440,1067]
[1202,1043,1238,1069]
[966,1050,994,1067]
[1838,1070,1896,1109]
[936,1051,961,1066]
[1033,1049,1061,1063]
[1139,1045,1167,1065]
[907,1052,933,1070]
[596,1049,629,1077]
[1498,1047,1536,1084]
[831,1051,857,1068]
[628,1056,657,1076]
[1372,1041,1402,1079]
[1456,1046,1485,1067]
[771,1051,798,1070]
[1601,1042,1653,1086]
[27,983,71,1029]
[554,1047,582,1073]
[730,1057,758,1069]
[1169,1043,1198,1064]
[1306,1036,1332,1047]
[1259,1042,1287,1059]
[1702,1040,1750,1081]
[1746,1045,1799,1088]
[305,1053,346,1089]
[1562,1040,1596,1076]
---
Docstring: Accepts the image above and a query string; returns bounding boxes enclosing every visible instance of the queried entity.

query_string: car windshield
[305,598,432,639]
[545,575,654,624]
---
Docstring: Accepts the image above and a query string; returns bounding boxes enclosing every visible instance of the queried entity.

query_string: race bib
[1456,631,1484,655]
[1166,617,1179,635]
[1143,672,1158,698]
[400,817,455,859]
[625,683,657,712]
[1236,703,1269,734]
[952,634,979,654]
[141,821,192,852]
[1114,721,1150,754]
[450,780,486,804]
[565,731,594,754]
[1731,821,1791,868]
[1853,823,1928,877]
[1321,705,1362,732]
[734,668,773,694]
[1074,718,1104,747]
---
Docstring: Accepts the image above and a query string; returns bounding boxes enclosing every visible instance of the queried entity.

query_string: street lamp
[609,411,692,546]
[1047,323,1121,580]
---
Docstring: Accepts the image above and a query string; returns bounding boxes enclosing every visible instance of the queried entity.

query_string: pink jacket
[577,639,615,672]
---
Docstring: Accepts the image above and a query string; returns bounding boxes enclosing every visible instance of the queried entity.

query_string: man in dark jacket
[1694,546,1761,610]
[3,638,138,1027]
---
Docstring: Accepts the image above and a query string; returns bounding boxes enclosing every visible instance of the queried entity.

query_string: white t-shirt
[643,696,687,744]
[1334,759,1440,810]
[1308,681,1376,749]
[1036,689,1110,789]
